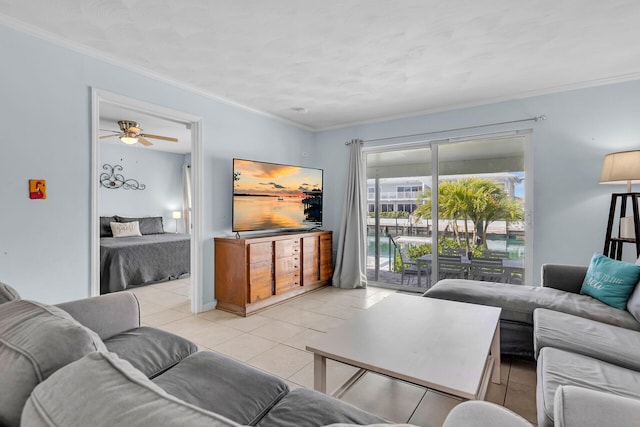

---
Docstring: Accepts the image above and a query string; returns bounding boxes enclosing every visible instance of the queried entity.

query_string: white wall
[314,80,640,284]
[0,24,312,304]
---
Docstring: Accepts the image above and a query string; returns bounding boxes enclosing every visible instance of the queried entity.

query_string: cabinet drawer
[248,261,273,303]
[275,272,301,294]
[249,242,273,263]
[275,239,300,258]
[275,256,300,274]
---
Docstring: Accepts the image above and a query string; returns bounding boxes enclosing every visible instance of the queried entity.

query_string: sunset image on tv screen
[233,159,323,232]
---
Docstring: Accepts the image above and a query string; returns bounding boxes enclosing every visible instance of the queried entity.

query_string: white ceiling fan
[100,120,178,147]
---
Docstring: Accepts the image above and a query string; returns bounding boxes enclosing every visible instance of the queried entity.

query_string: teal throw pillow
[580,253,640,310]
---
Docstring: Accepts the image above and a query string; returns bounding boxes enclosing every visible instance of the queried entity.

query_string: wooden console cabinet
[214,230,333,316]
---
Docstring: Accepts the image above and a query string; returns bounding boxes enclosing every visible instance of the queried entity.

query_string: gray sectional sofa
[10,275,630,427]
[424,263,640,427]
[0,285,392,426]
[424,264,640,358]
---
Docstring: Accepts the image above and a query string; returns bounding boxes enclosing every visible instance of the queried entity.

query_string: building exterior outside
[367,172,523,214]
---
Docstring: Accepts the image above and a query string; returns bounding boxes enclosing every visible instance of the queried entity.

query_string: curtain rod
[345,115,546,145]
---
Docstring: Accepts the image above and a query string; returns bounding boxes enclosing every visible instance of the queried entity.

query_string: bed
[100,216,190,294]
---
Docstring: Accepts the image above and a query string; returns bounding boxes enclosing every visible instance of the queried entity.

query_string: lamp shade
[599,150,640,192]
[172,211,182,219]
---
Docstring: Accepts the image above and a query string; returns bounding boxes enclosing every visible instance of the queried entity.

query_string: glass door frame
[363,129,534,287]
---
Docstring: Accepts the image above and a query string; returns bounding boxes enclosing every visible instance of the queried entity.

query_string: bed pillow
[111,221,142,238]
[117,216,164,235]
[100,216,117,237]
[580,253,640,310]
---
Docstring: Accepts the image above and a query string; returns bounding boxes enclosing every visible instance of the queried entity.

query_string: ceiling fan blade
[100,134,120,139]
[100,129,121,134]
[141,133,178,142]
[128,126,142,133]
[138,137,153,146]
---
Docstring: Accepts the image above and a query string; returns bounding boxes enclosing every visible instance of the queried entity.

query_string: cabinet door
[247,242,273,303]
[248,261,273,302]
[302,236,319,285]
[320,234,333,281]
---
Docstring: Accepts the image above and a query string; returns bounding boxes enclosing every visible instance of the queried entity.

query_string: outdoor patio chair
[442,247,467,257]
[481,249,509,259]
[437,255,468,280]
[469,257,507,283]
[391,238,425,287]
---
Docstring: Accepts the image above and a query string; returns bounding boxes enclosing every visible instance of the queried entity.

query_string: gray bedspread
[100,233,190,293]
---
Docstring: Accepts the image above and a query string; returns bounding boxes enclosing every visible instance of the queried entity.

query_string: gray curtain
[332,139,368,289]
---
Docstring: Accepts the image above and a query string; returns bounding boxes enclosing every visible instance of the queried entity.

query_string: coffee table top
[306,293,501,399]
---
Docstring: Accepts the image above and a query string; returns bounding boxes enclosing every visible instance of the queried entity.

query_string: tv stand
[214,230,333,316]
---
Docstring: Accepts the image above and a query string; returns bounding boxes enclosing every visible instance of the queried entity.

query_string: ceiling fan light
[120,133,138,144]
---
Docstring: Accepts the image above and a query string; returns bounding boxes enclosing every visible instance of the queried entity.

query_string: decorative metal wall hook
[100,164,146,190]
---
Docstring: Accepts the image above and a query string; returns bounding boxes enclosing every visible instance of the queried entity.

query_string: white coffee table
[306,294,501,400]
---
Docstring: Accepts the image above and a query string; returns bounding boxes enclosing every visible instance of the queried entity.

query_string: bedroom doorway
[90,89,204,313]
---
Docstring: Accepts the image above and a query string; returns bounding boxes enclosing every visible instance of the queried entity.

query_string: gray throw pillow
[0,300,107,427]
[627,282,640,323]
[100,216,117,237]
[117,216,165,235]
[628,258,640,323]
[0,281,19,304]
[22,352,243,427]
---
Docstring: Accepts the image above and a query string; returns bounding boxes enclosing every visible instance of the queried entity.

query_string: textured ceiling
[1,0,640,130]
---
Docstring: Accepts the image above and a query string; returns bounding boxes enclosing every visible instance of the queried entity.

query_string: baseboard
[200,300,217,313]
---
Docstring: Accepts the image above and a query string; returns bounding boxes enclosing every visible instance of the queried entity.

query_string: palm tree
[414,177,524,250]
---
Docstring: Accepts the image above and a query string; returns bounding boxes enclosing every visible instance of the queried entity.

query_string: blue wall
[2,20,640,302]
[0,24,313,303]
[314,81,640,284]
[99,144,186,233]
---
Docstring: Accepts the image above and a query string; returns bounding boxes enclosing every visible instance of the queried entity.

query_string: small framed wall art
[29,179,46,199]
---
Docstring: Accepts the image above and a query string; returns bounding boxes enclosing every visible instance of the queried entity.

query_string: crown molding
[0,14,314,132]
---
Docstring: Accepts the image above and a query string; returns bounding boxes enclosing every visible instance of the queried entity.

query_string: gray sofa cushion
[256,388,389,427]
[153,350,288,425]
[56,291,141,340]
[534,308,640,371]
[0,281,20,304]
[554,385,640,427]
[536,347,640,427]
[442,400,533,427]
[104,326,197,378]
[425,279,640,331]
[22,352,243,427]
[0,300,107,427]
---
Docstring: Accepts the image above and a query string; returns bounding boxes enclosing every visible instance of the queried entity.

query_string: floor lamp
[599,150,640,259]
[172,211,182,234]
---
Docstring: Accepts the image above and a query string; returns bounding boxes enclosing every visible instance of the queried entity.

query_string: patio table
[416,254,524,286]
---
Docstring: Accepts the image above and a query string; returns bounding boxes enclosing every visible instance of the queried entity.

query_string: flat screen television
[232,158,323,232]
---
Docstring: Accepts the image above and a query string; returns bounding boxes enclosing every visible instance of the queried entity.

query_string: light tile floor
[131,279,537,426]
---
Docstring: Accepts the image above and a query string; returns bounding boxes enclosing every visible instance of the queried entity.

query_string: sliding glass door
[366,134,528,291]
[366,147,432,289]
